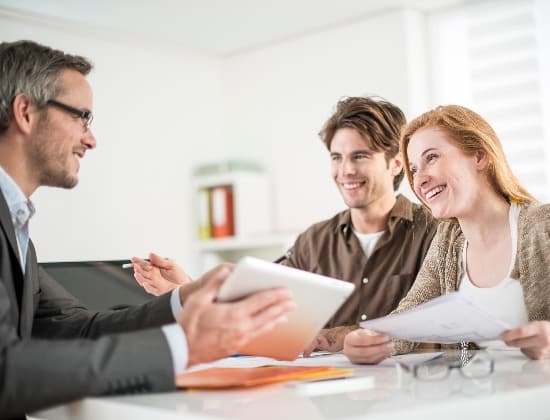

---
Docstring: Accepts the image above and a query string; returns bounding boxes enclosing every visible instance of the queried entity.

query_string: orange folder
[176,365,352,390]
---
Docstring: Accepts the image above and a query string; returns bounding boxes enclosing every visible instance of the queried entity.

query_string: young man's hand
[131,252,192,296]
[343,329,394,364]
[302,326,357,357]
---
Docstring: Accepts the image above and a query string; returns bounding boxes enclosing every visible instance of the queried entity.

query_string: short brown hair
[0,40,93,134]
[319,96,406,190]
[401,105,535,204]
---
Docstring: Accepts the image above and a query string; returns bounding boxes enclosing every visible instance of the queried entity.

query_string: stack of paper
[360,292,511,344]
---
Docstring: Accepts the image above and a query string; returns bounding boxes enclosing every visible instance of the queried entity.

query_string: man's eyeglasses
[47,99,93,130]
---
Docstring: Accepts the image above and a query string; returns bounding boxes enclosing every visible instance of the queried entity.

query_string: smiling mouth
[425,185,446,200]
[341,181,365,190]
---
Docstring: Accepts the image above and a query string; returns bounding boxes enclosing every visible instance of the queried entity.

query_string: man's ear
[11,94,36,135]
[475,149,489,171]
[390,152,404,176]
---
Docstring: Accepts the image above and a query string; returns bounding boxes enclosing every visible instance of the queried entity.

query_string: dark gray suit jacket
[0,192,177,419]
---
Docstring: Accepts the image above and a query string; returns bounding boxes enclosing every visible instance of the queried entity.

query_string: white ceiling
[0,0,465,56]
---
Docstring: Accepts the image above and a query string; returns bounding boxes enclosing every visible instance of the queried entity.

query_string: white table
[31,349,550,420]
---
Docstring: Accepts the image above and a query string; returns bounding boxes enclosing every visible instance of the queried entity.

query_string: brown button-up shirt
[280,194,437,327]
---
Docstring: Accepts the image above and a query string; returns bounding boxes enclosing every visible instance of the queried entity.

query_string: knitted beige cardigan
[392,202,550,354]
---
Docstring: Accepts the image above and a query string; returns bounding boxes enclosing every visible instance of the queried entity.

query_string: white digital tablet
[216,256,355,361]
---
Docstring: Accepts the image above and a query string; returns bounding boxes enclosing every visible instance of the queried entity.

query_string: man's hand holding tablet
[178,263,296,367]
[216,257,355,361]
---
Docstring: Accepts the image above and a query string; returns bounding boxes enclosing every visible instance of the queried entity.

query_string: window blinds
[430,0,549,201]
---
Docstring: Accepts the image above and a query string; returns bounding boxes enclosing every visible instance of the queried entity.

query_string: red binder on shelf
[211,185,235,238]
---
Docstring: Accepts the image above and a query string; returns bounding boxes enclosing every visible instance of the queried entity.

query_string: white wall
[1,8,427,276]
[1,11,226,274]
[221,9,422,233]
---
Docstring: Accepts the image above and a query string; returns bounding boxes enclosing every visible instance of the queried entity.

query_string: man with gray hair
[0,40,294,419]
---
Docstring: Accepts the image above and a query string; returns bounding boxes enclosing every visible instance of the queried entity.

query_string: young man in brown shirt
[131,96,437,356]
[279,97,437,355]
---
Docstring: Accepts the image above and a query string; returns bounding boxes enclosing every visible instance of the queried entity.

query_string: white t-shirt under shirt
[459,202,528,348]
[353,229,385,259]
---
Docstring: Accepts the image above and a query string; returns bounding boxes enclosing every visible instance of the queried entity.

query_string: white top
[459,203,528,348]
[353,229,385,259]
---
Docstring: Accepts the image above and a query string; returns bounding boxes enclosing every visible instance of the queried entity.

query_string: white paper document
[360,292,512,344]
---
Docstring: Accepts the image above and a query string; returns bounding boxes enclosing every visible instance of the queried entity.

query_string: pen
[273,251,292,264]
[121,259,150,269]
